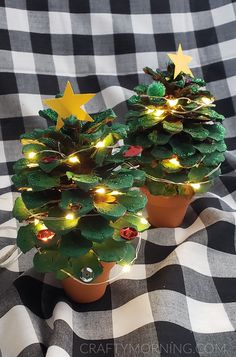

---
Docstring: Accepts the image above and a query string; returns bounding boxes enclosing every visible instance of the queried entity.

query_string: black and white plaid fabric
[0,1,236,356]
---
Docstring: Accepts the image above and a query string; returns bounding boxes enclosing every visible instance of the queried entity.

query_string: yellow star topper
[43,82,96,130]
[167,44,193,79]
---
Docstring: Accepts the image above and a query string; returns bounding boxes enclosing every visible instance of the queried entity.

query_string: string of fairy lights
[25,141,117,170]
[143,95,215,118]
[26,145,215,192]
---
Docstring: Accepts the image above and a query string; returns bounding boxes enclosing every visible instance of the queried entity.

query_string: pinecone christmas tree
[124,63,226,196]
[12,83,149,282]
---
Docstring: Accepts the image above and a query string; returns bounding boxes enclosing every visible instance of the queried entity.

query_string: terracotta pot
[61,261,115,303]
[141,187,193,228]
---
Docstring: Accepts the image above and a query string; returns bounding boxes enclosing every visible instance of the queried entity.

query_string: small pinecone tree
[124,63,227,196]
[12,105,149,282]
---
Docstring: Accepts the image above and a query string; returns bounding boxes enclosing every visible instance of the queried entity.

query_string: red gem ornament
[41,156,58,163]
[120,227,138,240]
[123,146,143,157]
[37,229,55,242]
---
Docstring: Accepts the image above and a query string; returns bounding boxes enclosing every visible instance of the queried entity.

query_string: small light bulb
[34,219,39,225]
[27,163,39,168]
[201,97,212,105]
[28,152,36,159]
[190,183,201,190]
[146,108,155,114]
[110,190,122,195]
[154,109,165,117]
[140,217,148,225]
[168,157,181,168]
[26,188,33,191]
[122,265,131,273]
[38,223,47,230]
[95,141,105,148]
[65,213,74,220]
[168,98,178,107]
[68,156,80,163]
[95,187,106,194]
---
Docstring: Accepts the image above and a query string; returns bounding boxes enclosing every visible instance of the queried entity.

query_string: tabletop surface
[0,1,236,356]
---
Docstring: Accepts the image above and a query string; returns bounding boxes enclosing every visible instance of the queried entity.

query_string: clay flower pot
[141,187,193,228]
[61,261,115,303]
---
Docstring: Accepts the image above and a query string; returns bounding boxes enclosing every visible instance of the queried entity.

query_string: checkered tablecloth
[0,1,236,356]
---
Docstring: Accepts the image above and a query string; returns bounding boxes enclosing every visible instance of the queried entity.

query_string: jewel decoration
[123,146,143,157]
[41,156,58,163]
[168,44,193,79]
[120,227,138,240]
[69,203,81,212]
[80,267,94,282]
[37,229,55,242]
[43,82,96,130]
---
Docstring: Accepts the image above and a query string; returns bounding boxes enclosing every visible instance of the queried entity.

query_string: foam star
[43,82,96,130]
[168,44,193,79]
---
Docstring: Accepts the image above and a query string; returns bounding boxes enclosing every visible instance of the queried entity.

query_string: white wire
[0,251,23,268]
[0,244,23,268]
[0,244,18,264]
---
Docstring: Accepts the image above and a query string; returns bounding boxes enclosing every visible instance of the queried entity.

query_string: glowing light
[168,98,178,107]
[37,223,47,230]
[168,157,181,168]
[28,152,36,159]
[95,187,106,194]
[122,265,131,273]
[140,217,148,225]
[146,108,165,116]
[65,213,74,220]
[34,219,40,225]
[68,156,80,163]
[201,97,212,105]
[154,109,165,117]
[137,212,142,216]
[110,191,123,195]
[27,163,39,168]
[26,188,33,191]
[95,141,105,148]
[190,183,201,190]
